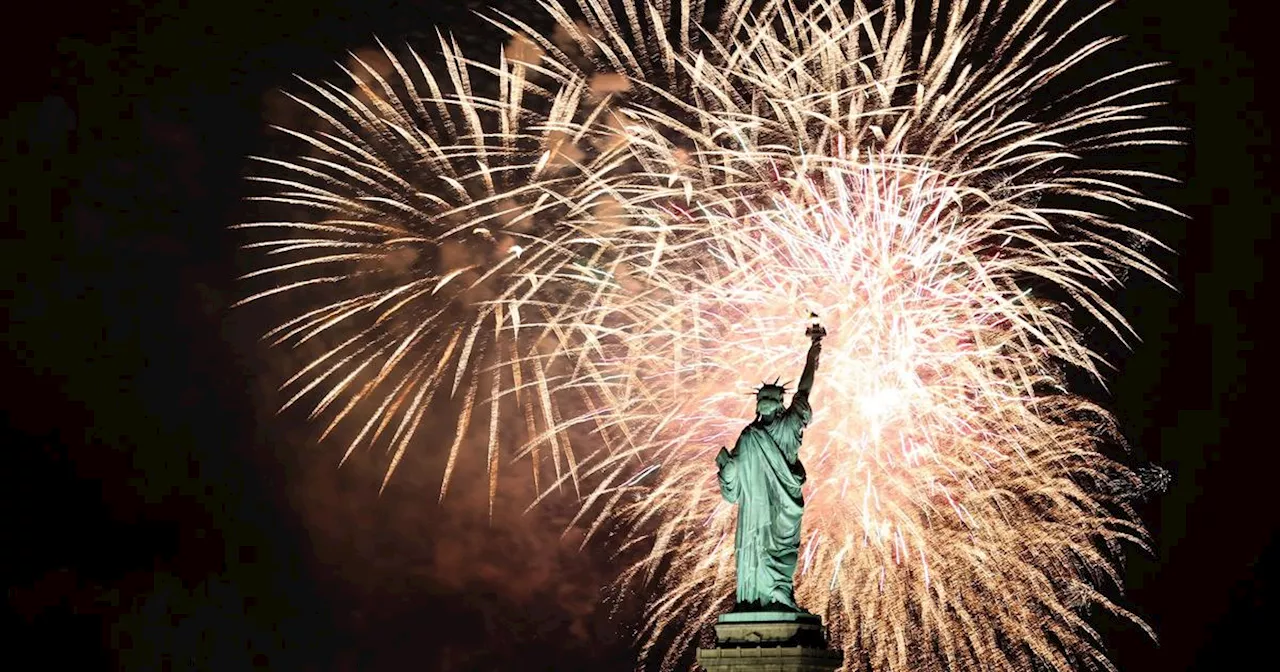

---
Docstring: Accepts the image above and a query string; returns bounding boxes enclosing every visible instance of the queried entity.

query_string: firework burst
[236,0,1177,670]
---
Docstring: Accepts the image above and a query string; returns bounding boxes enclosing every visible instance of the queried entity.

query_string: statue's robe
[717,392,812,610]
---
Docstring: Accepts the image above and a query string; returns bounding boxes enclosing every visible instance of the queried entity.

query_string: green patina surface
[717,611,821,624]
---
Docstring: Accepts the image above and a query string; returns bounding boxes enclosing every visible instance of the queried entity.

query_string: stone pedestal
[696,611,843,672]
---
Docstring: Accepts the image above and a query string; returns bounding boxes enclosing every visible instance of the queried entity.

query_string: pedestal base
[697,612,843,672]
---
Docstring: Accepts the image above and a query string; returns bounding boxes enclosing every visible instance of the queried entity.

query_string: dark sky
[5,1,1275,670]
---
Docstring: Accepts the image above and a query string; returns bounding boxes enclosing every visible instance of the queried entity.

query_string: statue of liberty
[716,315,826,612]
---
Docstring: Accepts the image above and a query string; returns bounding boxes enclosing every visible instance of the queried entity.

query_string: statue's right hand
[716,446,732,468]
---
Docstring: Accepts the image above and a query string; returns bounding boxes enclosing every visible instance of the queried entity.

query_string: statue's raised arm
[795,314,826,401]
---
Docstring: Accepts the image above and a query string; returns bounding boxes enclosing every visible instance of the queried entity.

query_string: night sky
[6,1,1276,670]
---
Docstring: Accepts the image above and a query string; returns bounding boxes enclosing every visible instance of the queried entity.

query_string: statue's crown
[754,377,788,401]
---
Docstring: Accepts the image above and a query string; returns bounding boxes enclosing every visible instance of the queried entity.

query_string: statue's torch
[805,312,827,341]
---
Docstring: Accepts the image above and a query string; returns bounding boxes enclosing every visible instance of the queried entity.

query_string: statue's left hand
[716,446,732,469]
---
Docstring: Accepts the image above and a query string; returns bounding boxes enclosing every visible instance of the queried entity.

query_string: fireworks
[236,0,1177,670]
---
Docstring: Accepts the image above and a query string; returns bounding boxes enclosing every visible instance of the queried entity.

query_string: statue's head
[754,379,787,420]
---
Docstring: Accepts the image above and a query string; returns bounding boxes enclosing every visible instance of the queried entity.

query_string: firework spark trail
[236,1,1177,670]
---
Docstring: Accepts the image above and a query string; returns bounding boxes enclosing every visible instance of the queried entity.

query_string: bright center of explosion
[858,385,905,425]
[599,163,998,564]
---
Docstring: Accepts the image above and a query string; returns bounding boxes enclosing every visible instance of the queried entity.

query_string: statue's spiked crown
[754,377,788,402]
